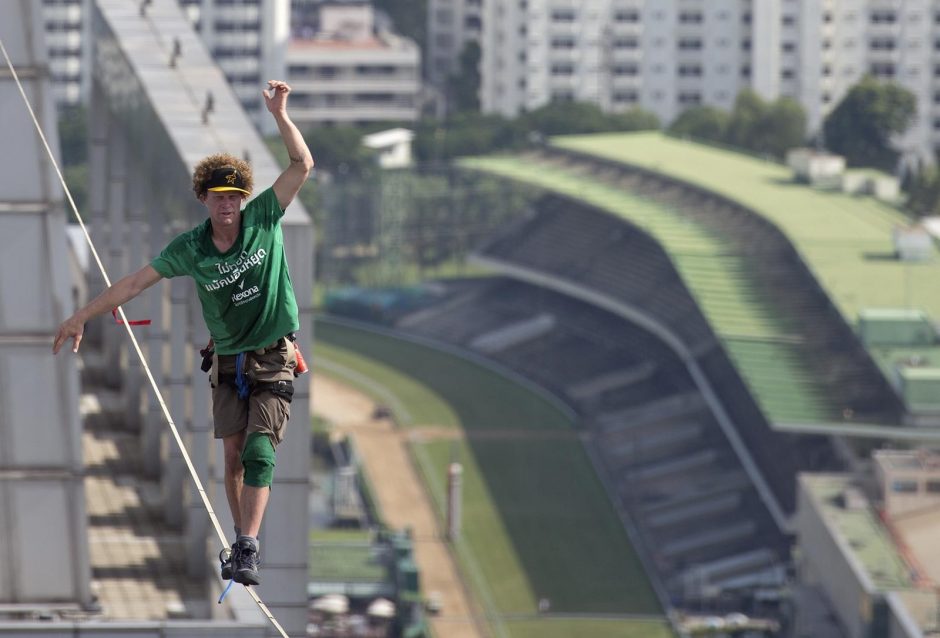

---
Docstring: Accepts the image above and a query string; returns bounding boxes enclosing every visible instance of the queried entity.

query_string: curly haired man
[54,80,314,586]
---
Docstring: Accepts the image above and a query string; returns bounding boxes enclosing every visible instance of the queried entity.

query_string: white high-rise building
[42,0,91,104]
[427,0,481,85]
[285,1,421,127]
[429,0,937,158]
[41,0,289,133]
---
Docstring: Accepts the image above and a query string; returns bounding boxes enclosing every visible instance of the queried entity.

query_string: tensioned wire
[0,36,290,638]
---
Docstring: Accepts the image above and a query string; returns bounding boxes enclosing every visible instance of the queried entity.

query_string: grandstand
[322,131,940,629]
[382,277,790,605]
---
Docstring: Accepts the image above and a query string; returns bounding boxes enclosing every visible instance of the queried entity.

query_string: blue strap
[218,578,235,603]
[235,352,250,400]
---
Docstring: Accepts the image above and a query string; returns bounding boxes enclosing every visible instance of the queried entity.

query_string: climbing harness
[0,36,289,638]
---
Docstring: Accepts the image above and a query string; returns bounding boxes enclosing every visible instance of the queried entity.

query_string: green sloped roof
[551,132,940,323]
[460,154,837,424]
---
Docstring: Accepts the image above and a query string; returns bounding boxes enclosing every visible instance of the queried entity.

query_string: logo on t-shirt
[232,284,261,306]
[203,248,268,292]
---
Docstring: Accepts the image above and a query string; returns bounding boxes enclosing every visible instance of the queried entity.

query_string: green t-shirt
[151,187,300,355]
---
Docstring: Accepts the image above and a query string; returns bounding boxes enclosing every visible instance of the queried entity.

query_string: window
[870,62,895,77]
[871,38,896,51]
[552,36,576,49]
[892,480,918,493]
[679,92,702,105]
[741,39,752,51]
[781,68,796,79]
[678,65,703,77]
[782,15,796,26]
[871,10,897,24]
[614,90,638,102]
[551,9,576,22]
[551,63,575,75]
[613,64,639,76]
[614,37,639,49]
[614,9,640,22]
[679,11,703,24]
[741,65,751,78]
[679,38,703,50]
[927,481,940,493]
[782,41,796,52]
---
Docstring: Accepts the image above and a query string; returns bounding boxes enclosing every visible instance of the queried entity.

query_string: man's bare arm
[53,265,163,354]
[264,80,314,210]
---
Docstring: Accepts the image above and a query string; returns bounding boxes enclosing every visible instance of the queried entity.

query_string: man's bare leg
[240,485,270,538]
[222,430,247,529]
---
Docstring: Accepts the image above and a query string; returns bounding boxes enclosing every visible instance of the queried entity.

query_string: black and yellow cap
[204,166,250,195]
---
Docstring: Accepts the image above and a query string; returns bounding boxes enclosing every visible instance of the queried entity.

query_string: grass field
[313,317,669,638]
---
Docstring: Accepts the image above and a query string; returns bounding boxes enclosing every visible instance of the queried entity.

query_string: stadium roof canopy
[553,132,940,326]
[461,133,940,435]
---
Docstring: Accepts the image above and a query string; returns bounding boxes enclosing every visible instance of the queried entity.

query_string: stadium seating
[394,277,786,602]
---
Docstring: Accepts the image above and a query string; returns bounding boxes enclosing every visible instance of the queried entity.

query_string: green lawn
[504,618,674,638]
[315,318,572,431]
[313,318,668,637]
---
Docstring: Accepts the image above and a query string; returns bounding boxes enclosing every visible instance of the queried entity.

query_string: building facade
[286,2,421,126]
[429,0,937,158]
[427,0,481,86]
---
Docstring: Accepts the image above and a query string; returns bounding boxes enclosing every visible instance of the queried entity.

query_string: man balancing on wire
[53,80,314,587]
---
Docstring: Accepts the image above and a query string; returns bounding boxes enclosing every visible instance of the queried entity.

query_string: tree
[823,76,916,171]
[669,106,730,143]
[372,0,427,53]
[447,42,481,113]
[761,97,806,158]
[905,164,940,217]
[721,90,806,158]
[298,126,377,176]
[523,101,658,136]
[725,89,766,150]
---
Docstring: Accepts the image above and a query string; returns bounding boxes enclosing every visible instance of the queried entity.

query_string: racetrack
[312,373,487,638]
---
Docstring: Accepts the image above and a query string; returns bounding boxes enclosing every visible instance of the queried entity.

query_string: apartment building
[42,0,90,104]
[427,0,482,85]
[429,0,937,158]
[286,1,421,126]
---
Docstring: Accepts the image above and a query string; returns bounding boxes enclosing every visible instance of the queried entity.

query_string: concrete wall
[0,0,92,609]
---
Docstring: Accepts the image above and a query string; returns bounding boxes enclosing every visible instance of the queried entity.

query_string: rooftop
[801,474,914,592]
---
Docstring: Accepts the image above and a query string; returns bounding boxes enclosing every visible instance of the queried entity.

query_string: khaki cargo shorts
[210,337,297,444]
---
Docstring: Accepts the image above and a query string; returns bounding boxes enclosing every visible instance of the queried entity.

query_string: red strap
[112,308,152,326]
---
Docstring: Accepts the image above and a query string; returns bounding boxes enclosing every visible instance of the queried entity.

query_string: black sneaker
[233,539,261,586]
[219,544,237,580]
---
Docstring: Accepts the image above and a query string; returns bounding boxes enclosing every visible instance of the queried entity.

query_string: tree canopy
[822,76,916,171]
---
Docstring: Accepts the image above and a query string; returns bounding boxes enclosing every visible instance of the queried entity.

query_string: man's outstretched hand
[53,316,84,354]
[263,80,291,115]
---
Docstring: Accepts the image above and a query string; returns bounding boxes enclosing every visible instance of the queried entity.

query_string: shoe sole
[234,571,260,586]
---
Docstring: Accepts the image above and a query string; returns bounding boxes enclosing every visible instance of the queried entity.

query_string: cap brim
[208,186,251,195]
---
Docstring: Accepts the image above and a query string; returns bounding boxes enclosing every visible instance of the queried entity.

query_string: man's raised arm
[264,80,314,210]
